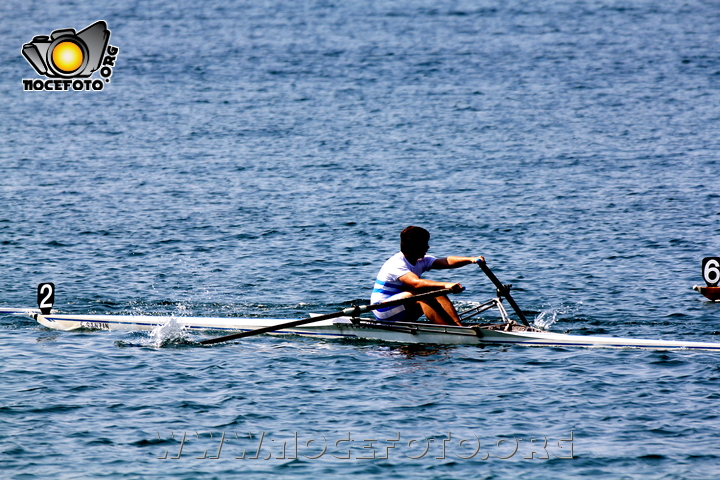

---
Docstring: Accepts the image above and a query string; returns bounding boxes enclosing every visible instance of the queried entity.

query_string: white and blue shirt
[371,252,437,307]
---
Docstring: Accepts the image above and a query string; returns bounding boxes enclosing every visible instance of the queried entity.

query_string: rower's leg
[380,291,423,322]
[418,296,463,326]
[403,302,424,322]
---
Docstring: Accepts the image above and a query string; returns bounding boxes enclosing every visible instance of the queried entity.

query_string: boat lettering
[80,321,110,330]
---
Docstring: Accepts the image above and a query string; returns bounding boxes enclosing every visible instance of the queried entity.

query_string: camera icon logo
[22,21,110,78]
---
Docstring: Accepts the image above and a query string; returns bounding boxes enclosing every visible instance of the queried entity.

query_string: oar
[477,261,530,326]
[199,287,461,345]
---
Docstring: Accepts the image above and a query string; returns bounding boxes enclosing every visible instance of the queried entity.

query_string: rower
[371,226,484,326]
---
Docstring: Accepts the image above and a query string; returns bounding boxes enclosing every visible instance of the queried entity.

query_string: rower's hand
[473,256,485,265]
[448,283,465,294]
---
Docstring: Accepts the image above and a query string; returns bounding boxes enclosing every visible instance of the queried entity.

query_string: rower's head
[400,226,430,262]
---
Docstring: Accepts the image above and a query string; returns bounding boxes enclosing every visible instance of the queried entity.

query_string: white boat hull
[31,313,720,351]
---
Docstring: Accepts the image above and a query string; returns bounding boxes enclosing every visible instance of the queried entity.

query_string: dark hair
[400,226,430,256]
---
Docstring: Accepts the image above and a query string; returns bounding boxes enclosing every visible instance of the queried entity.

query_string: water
[2,0,720,477]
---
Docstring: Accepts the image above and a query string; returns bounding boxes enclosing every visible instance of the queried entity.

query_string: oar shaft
[199,311,348,345]
[200,287,457,345]
[477,262,530,326]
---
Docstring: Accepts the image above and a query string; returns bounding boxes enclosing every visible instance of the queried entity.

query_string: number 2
[37,283,55,314]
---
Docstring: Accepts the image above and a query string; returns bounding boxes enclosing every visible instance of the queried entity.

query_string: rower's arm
[431,256,484,269]
[397,272,460,291]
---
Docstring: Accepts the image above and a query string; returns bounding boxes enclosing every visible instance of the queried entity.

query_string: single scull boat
[3,277,720,350]
[18,311,720,350]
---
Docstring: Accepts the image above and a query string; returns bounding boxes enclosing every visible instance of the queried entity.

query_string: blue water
[2,0,720,478]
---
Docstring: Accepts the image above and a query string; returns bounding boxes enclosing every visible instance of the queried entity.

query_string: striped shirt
[370,253,437,318]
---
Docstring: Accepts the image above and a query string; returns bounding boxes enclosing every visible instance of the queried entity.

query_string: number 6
[703,258,720,287]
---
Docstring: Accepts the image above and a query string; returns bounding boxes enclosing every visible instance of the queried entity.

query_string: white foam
[534,302,582,329]
[147,317,188,347]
